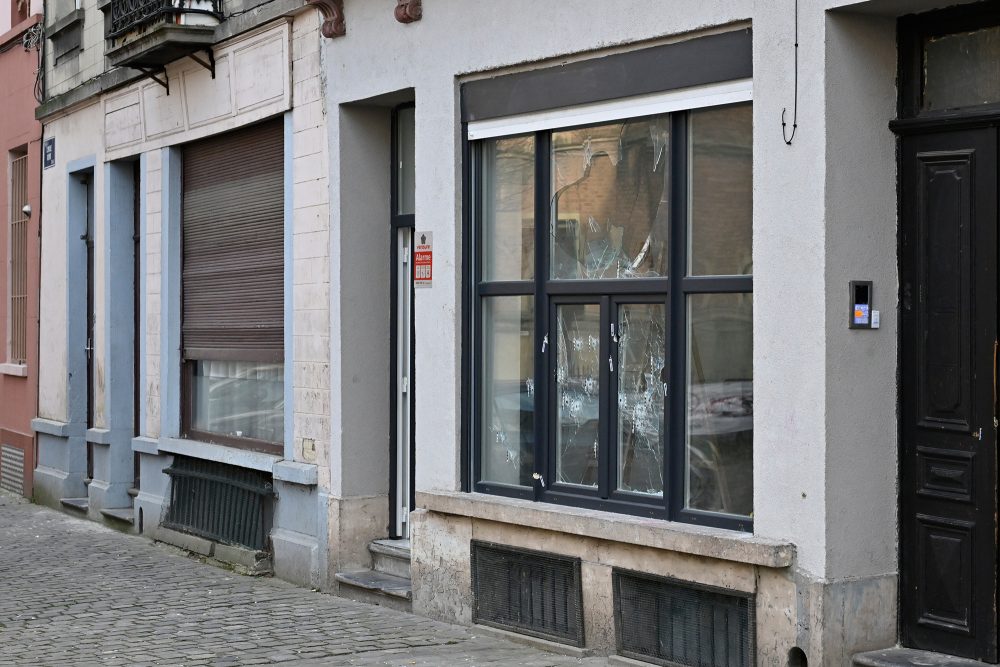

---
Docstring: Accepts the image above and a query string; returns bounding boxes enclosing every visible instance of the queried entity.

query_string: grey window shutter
[182,119,284,362]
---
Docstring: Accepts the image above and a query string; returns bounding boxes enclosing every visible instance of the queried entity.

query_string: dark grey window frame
[461,31,754,532]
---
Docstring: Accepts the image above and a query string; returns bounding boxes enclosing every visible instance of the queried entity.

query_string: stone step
[60,497,89,513]
[369,538,411,579]
[99,508,135,525]
[334,569,412,612]
[854,648,993,667]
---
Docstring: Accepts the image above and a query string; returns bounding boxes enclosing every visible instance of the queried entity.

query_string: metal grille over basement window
[9,154,28,365]
[163,456,274,551]
[614,570,754,667]
[471,541,584,646]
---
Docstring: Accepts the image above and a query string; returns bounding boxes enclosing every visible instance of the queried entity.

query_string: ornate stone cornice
[394,0,421,23]
[307,0,345,38]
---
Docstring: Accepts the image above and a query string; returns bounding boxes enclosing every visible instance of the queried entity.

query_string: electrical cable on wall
[781,0,799,145]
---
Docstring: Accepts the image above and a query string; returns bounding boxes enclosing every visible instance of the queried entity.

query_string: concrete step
[99,508,134,525]
[60,497,89,513]
[335,569,412,612]
[854,648,993,667]
[369,538,411,579]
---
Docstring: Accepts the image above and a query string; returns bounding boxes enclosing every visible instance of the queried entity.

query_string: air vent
[614,569,754,667]
[0,444,25,496]
[471,541,584,646]
[163,456,274,551]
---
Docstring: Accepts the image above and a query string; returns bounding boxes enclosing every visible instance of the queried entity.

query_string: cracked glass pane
[551,115,670,280]
[481,136,535,282]
[617,303,666,496]
[688,103,752,276]
[555,303,601,487]
[685,293,753,517]
[481,296,534,486]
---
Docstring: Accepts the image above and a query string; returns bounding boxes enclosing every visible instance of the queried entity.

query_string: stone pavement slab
[0,492,611,666]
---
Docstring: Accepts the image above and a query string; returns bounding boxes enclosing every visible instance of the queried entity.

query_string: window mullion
[667,111,689,519]
[599,295,612,499]
[533,130,551,500]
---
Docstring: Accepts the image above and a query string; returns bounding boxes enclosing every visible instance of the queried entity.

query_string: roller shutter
[182,119,284,361]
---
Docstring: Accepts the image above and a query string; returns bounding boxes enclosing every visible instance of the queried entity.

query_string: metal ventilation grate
[163,456,274,551]
[0,445,25,496]
[471,541,584,646]
[614,569,755,667]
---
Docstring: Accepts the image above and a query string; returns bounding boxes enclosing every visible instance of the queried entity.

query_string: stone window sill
[0,363,28,377]
[416,490,794,569]
[157,436,283,473]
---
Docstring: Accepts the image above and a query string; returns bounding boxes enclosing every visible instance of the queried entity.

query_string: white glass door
[394,226,413,538]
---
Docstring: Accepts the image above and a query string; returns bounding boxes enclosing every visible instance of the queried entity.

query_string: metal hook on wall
[781,0,799,145]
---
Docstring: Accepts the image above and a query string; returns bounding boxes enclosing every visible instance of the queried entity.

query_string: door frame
[893,4,1000,659]
[389,102,416,539]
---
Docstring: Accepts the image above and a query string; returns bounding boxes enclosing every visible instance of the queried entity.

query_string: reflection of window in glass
[555,303,601,488]
[617,303,666,496]
[472,101,753,529]
[689,105,752,276]
[923,26,1000,112]
[685,294,752,516]
[481,136,535,281]
[481,296,534,486]
[551,116,669,280]
[192,361,285,443]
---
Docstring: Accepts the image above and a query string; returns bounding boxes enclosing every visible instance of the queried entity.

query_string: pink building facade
[0,0,42,498]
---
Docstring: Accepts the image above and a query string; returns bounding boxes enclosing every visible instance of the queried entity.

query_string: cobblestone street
[0,493,610,666]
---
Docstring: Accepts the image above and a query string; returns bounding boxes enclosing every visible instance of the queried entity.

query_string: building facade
[33,0,340,584]
[0,0,42,500]
[32,0,1000,665]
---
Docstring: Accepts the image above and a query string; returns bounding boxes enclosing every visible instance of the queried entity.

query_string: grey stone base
[272,528,320,588]
[155,526,273,576]
[33,464,86,509]
[411,506,898,664]
[473,625,597,658]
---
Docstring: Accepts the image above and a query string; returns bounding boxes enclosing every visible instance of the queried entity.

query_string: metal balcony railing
[107,0,221,40]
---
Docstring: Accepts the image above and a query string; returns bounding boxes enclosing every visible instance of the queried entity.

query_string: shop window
[180,120,284,455]
[470,102,753,530]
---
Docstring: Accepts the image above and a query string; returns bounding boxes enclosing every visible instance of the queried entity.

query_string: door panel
[393,226,413,538]
[900,127,998,661]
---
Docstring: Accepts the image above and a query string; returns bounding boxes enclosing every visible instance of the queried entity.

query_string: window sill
[158,437,282,473]
[416,490,793,569]
[0,363,28,377]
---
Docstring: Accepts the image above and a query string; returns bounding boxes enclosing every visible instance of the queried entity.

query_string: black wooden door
[900,127,998,661]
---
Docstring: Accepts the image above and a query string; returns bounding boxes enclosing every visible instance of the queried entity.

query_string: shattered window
[472,102,753,529]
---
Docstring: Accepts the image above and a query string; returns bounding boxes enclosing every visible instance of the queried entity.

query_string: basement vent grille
[471,541,584,646]
[614,570,755,667]
[163,456,274,551]
[0,444,25,496]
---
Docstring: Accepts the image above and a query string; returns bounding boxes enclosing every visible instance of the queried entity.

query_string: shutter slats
[182,119,284,360]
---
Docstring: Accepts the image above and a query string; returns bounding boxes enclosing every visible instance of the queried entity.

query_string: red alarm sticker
[414,231,433,288]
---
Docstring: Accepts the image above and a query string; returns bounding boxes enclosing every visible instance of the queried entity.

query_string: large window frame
[178,120,286,456]
[466,100,753,532]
